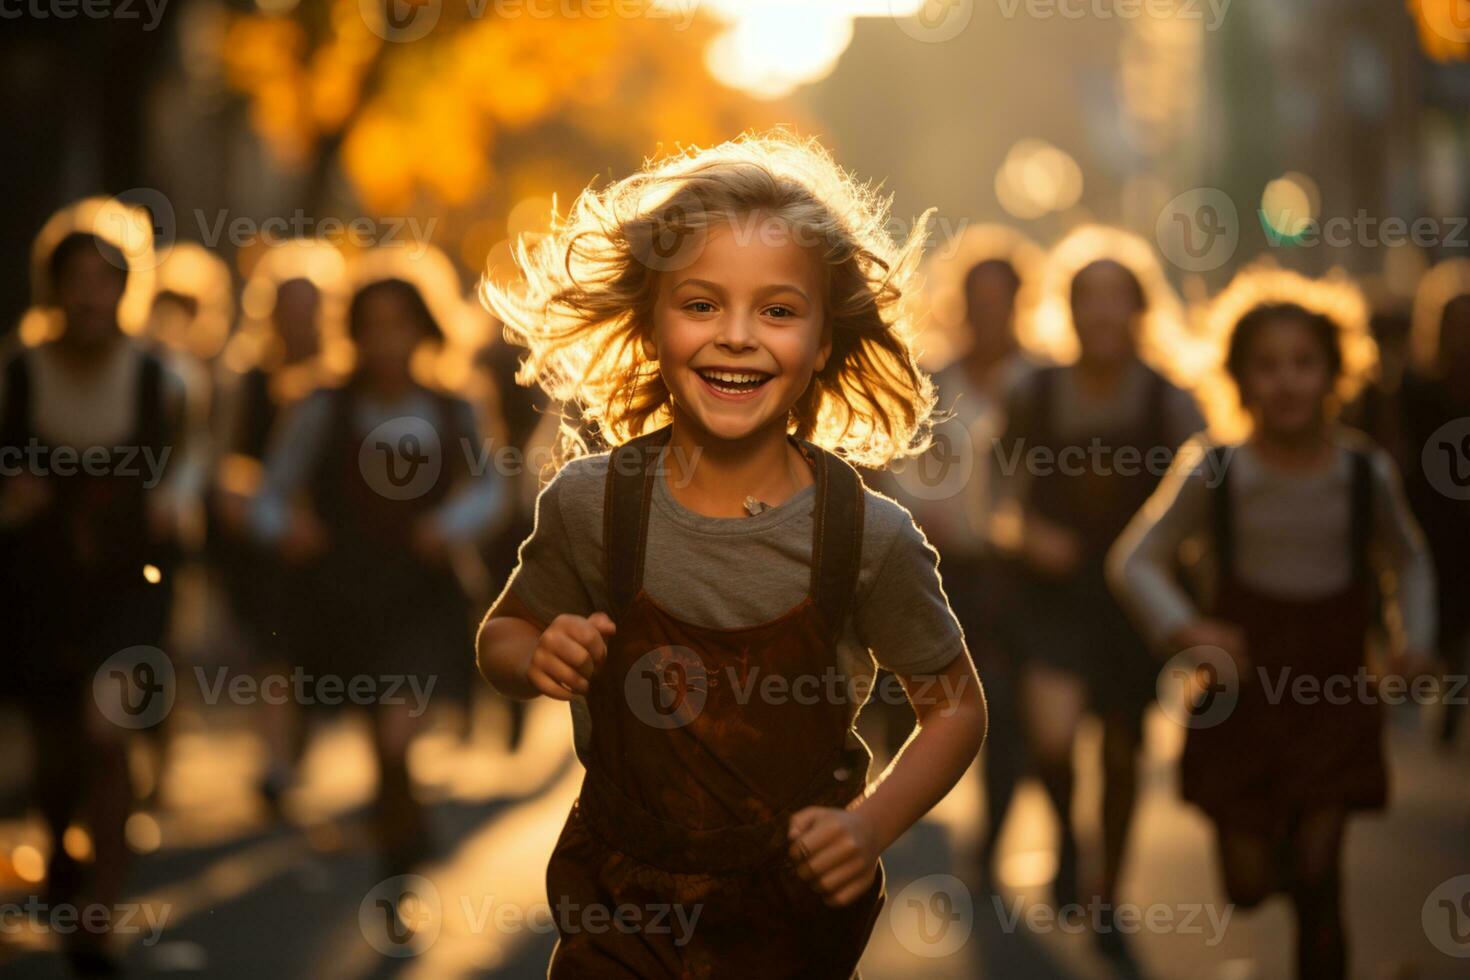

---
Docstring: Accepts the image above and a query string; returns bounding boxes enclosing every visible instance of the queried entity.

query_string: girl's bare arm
[853,650,987,852]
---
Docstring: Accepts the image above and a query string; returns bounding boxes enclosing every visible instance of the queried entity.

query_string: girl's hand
[1169,617,1250,678]
[787,805,880,907]
[527,612,616,700]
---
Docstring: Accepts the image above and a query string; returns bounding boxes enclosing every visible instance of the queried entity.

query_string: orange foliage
[219,0,792,221]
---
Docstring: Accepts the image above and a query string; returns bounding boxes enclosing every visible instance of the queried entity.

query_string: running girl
[476,132,987,978]
[1108,267,1437,980]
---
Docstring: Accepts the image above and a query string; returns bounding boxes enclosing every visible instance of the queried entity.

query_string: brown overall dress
[1180,447,1388,835]
[545,425,887,979]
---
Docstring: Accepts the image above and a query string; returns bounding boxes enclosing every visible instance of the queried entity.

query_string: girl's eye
[764,305,796,319]
[684,301,716,314]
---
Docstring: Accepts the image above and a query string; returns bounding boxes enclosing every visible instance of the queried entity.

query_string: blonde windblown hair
[480,130,937,469]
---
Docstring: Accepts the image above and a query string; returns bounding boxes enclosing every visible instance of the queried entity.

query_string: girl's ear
[814,320,833,373]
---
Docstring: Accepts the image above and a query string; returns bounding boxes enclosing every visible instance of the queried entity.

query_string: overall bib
[1180,447,1387,834]
[545,426,886,979]
[1019,364,1173,723]
[298,382,473,689]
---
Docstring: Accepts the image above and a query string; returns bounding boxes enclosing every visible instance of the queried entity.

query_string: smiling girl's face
[650,215,830,444]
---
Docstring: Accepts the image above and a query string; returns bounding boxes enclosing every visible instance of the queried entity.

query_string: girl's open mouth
[695,368,774,399]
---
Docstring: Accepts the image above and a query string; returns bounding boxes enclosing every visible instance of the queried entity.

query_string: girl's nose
[714,313,758,351]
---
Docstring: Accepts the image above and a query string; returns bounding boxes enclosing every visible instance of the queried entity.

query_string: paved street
[1,694,1467,979]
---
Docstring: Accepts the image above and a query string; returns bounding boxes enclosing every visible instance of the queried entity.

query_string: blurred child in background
[250,247,502,874]
[1109,268,1437,980]
[993,227,1205,957]
[210,240,345,813]
[1,200,188,974]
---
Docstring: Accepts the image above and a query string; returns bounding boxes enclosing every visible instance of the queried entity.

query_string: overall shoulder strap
[1033,366,1058,445]
[603,424,672,615]
[435,391,471,483]
[809,446,866,636]
[1207,444,1234,582]
[135,350,167,450]
[1,353,33,448]
[1144,367,1171,452]
[1347,447,1374,587]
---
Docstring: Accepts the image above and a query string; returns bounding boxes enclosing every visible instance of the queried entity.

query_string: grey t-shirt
[1107,429,1437,653]
[494,444,968,758]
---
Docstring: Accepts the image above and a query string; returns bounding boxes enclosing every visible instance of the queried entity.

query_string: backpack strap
[808,445,866,638]
[1207,444,1234,583]
[603,424,673,617]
